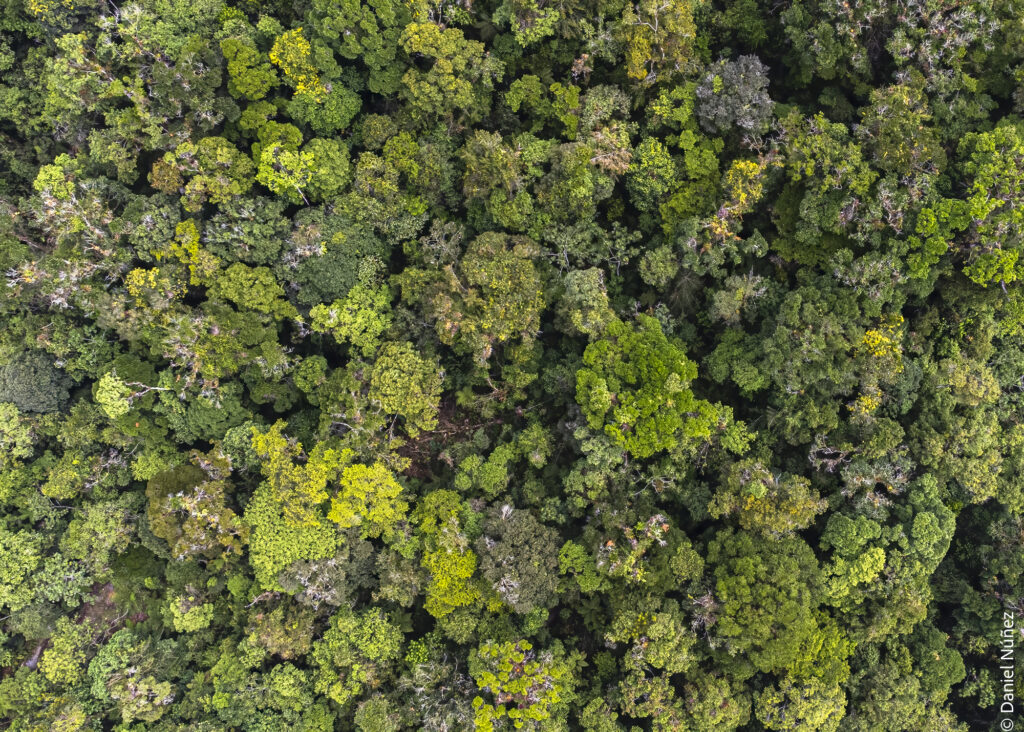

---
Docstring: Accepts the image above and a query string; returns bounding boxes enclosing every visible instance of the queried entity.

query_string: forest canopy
[0,0,1023,729]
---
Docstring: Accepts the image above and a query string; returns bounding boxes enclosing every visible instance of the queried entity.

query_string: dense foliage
[1,0,1022,728]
